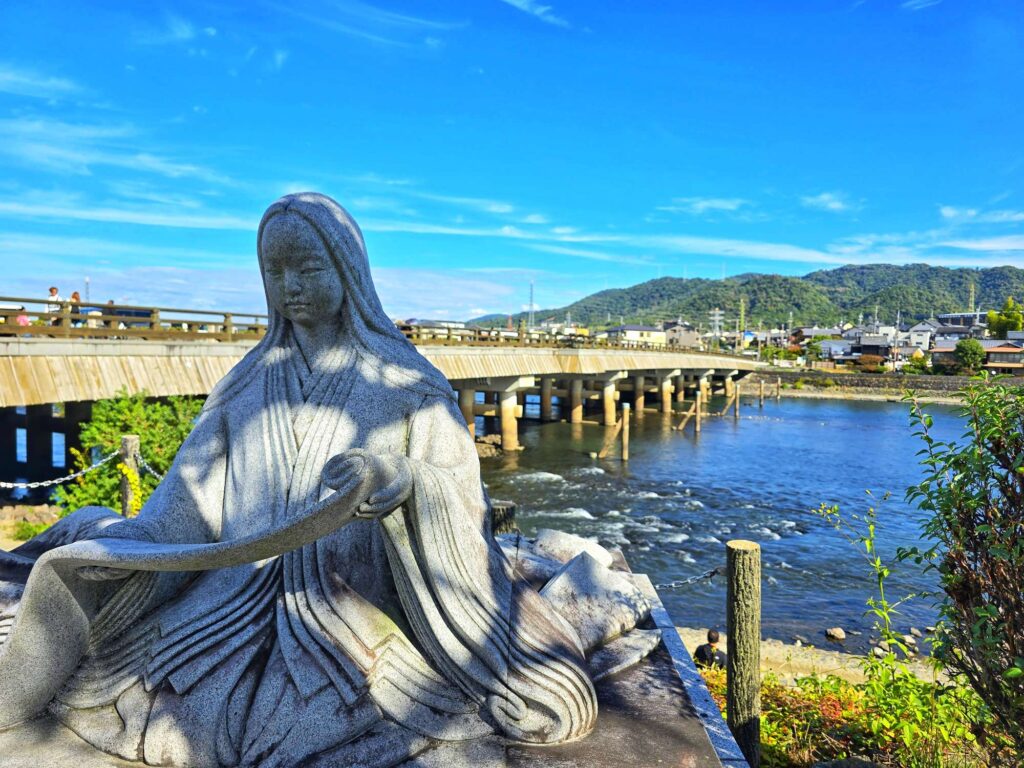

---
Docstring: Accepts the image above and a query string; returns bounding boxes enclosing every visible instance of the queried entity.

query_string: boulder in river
[825,626,846,642]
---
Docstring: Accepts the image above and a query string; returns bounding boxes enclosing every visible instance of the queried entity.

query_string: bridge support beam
[458,388,476,438]
[660,376,673,414]
[599,372,627,427]
[569,379,584,424]
[540,378,553,422]
[633,374,645,412]
[500,390,519,451]
[675,374,688,403]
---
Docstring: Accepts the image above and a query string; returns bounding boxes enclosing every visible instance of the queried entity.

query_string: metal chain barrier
[0,451,119,490]
[654,567,721,591]
[135,453,165,482]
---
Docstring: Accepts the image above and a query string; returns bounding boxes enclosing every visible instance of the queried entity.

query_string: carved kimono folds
[47,343,596,767]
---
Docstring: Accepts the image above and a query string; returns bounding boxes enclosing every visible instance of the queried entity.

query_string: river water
[478,395,964,652]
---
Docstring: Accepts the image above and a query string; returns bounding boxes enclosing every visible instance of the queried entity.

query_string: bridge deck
[0,338,757,408]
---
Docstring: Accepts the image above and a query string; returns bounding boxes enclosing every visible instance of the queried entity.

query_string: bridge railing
[0,296,268,342]
[0,296,742,357]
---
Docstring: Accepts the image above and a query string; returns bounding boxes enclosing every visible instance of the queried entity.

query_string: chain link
[654,567,721,591]
[0,451,119,490]
[135,453,165,481]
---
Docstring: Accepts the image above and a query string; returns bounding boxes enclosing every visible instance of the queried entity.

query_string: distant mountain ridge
[470,264,1024,328]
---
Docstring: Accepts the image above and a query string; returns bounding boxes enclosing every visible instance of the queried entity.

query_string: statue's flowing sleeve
[380,394,597,745]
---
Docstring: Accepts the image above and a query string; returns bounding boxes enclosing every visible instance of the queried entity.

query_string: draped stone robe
[36,343,596,767]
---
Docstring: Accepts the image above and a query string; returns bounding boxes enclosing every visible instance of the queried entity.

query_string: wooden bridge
[0,296,759,492]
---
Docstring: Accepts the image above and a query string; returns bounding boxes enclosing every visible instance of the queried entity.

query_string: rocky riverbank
[675,627,944,685]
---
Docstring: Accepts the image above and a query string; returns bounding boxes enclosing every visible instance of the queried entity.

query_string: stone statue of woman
[0,193,598,767]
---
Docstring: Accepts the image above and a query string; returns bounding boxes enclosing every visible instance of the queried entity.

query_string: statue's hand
[322,449,413,519]
[77,566,133,581]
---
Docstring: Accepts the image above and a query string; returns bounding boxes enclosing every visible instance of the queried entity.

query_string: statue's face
[261,213,344,328]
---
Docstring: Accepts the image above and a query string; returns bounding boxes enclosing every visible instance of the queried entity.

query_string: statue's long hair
[205,192,454,409]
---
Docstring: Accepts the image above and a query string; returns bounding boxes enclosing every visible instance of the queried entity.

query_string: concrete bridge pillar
[724,375,735,398]
[540,378,553,422]
[660,375,673,414]
[602,379,617,426]
[633,374,645,412]
[458,388,476,438]
[569,379,584,424]
[500,390,520,451]
[675,374,687,403]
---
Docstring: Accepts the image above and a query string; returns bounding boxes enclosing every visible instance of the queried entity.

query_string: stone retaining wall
[747,369,973,394]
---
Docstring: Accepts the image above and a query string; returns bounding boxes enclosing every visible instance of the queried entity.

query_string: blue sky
[0,0,1022,319]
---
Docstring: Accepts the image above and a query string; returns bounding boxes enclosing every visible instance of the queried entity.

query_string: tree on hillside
[954,338,986,375]
[986,297,1024,339]
[54,390,204,515]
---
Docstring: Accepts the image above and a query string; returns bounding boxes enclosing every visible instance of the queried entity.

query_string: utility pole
[738,297,746,352]
[968,281,976,314]
[528,280,535,331]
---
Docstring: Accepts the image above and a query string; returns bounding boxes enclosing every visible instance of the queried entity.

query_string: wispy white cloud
[521,213,549,224]
[271,49,289,71]
[940,236,1024,252]
[370,267,518,318]
[657,197,754,216]
[527,243,653,266]
[0,64,80,100]
[901,0,941,10]
[499,0,569,28]
[329,1,466,31]
[408,190,516,214]
[939,205,1024,224]
[0,117,231,184]
[135,14,197,45]
[800,191,857,213]
[0,200,253,229]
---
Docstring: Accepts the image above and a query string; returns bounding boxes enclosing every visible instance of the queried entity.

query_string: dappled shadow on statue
[0,193,659,768]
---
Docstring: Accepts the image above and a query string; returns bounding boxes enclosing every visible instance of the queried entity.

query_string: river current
[478,395,963,652]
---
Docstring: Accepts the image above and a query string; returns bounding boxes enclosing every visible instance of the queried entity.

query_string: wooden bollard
[621,403,630,461]
[119,434,140,518]
[733,381,740,419]
[776,376,781,401]
[759,380,765,407]
[695,390,702,433]
[727,540,761,768]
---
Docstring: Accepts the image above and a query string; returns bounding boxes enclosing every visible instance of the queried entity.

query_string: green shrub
[53,390,204,515]
[906,378,1024,763]
[12,520,50,541]
[821,378,836,388]
[793,379,805,390]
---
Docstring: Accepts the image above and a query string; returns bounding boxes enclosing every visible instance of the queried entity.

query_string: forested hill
[470,265,1024,328]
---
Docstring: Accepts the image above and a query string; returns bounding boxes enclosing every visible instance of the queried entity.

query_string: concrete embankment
[746,370,973,405]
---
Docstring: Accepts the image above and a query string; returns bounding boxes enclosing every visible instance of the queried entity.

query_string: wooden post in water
[540,378,553,422]
[776,376,781,401]
[695,390,703,433]
[759,379,765,407]
[621,403,630,461]
[569,379,583,424]
[726,539,761,768]
[119,434,140,518]
[458,388,476,438]
[734,380,741,419]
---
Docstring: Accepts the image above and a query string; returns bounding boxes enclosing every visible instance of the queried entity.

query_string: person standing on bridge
[45,286,62,325]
